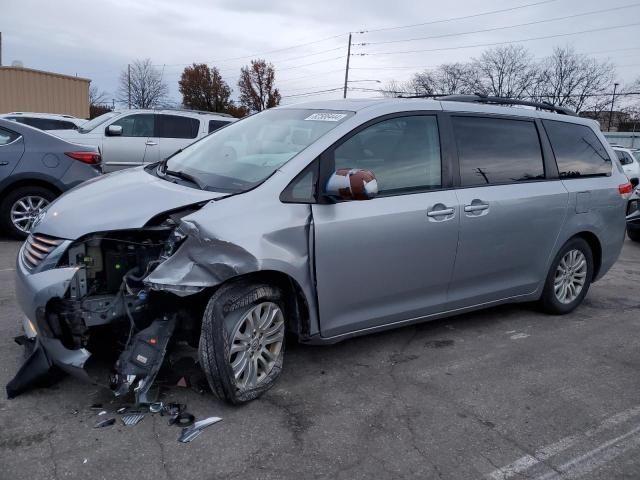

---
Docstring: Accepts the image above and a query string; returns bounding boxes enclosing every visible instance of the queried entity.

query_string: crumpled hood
[34,167,227,239]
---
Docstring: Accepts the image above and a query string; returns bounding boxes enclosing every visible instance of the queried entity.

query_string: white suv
[1,112,86,131]
[55,109,236,172]
[612,146,640,181]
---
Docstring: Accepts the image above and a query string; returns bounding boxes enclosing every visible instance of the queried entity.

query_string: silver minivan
[8,96,629,404]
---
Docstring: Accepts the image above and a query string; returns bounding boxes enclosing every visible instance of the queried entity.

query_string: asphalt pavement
[0,238,639,480]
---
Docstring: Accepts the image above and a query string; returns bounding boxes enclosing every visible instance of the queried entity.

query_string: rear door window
[452,116,545,186]
[543,120,611,178]
[208,120,230,133]
[615,150,633,166]
[158,115,199,139]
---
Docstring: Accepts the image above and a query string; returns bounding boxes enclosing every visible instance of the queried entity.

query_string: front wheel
[540,237,593,315]
[199,282,286,404]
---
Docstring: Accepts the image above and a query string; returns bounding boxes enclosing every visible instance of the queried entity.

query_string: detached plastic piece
[6,338,52,399]
[178,417,222,443]
[94,418,116,428]
[121,414,145,426]
[111,316,176,404]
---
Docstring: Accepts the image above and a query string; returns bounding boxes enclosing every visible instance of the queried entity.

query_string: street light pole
[608,82,619,132]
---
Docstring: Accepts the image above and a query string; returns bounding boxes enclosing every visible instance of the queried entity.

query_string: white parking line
[0,267,15,272]
[486,406,640,479]
[534,424,640,480]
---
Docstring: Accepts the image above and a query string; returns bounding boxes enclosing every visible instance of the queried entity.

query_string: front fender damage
[145,220,259,296]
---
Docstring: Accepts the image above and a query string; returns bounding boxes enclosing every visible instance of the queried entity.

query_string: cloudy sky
[2,0,639,106]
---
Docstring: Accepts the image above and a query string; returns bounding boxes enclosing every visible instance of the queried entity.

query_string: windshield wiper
[162,168,206,190]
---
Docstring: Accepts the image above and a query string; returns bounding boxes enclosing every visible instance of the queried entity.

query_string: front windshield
[164,108,353,192]
[79,111,120,133]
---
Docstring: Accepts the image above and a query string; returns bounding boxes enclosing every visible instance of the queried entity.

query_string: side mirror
[106,125,123,136]
[631,177,639,188]
[325,168,378,201]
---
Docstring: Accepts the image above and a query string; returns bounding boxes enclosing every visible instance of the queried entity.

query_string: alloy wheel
[554,249,587,304]
[10,195,49,234]
[228,302,285,390]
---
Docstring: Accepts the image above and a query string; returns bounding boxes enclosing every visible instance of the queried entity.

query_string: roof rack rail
[436,94,577,116]
[151,107,234,118]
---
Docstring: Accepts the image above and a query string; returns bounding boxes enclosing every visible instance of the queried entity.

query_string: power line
[281,87,344,99]
[358,0,557,34]
[361,4,640,46]
[360,22,640,56]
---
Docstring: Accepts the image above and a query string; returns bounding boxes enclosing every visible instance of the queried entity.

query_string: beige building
[0,66,90,118]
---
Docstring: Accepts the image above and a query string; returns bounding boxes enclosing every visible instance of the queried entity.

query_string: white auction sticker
[304,113,348,122]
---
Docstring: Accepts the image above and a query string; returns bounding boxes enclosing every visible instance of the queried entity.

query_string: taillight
[65,151,101,165]
[619,182,633,198]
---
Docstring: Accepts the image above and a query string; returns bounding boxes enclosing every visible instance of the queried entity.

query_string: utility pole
[0,32,3,67]
[608,82,619,132]
[127,63,131,109]
[343,33,352,99]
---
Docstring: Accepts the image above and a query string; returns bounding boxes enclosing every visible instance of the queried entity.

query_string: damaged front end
[8,215,204,404]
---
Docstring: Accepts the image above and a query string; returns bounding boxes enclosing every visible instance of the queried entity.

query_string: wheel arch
[201,270,312,341]
[572,231,602,280]
[0,177,63,199]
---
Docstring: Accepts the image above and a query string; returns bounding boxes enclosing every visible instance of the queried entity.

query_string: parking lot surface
[0,238,639,479]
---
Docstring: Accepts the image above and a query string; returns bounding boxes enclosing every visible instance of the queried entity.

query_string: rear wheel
[0,186,57,239]
[627,227,640,243]
[540,237,593,314]
[199,281,286,404]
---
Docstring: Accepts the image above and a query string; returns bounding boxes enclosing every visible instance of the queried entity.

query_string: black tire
[627,227,640,243]
[198,281,286,404]
[0,185,58,239]
[540,237,594,315]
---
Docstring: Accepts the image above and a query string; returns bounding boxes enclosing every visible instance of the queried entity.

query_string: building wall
[0,67,90,118]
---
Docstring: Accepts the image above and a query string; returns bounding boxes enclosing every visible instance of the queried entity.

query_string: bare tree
[117,58,169,109]
[472,45,536,98]
[238,59,281,112]
[89,84,109,105]
[432,63,482,95]
[531,47,614,113]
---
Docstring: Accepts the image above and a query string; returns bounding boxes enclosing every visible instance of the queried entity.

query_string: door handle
[464,204,489,213]
[146,141,158,146]
[0,161,9,166]
[427,208,455,217]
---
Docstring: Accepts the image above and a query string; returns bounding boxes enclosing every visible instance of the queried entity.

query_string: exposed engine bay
[9,214,207,404]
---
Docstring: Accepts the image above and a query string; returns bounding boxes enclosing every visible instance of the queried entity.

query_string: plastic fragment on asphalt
[94,418,116,428]
[121,414,145,426]
[178,416,222,443]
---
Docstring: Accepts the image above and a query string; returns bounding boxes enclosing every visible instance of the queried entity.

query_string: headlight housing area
[162,227,187,259]
[627,200,639,217]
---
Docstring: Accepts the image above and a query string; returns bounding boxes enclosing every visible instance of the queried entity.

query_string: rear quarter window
[208,120,230,133]
[543,120,612,178]
[0,127,19,145]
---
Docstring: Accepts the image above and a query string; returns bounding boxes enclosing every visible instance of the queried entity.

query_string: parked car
[0,118,101,238]
[1,112,86,131]
[54,109,236,172]
[612,146,640,181]
[626,178,640,242]
[8,96,629,405]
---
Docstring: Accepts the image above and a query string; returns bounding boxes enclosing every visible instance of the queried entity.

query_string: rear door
[0,127,25,182]
[101,113,156,172]
[157,114,200,161]
[447,114,568,308]
[312,113,460,338]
